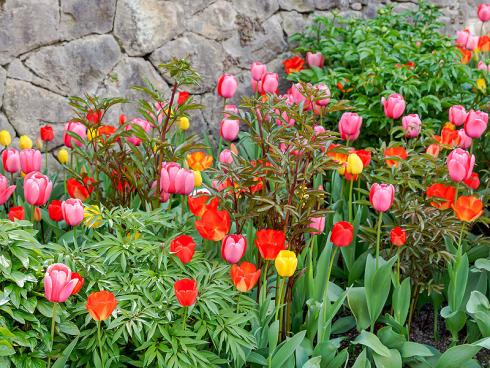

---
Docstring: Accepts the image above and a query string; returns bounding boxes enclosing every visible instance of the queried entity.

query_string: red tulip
[170,235,196,264]
[67,177,95,201]
[254,229,286,260]
[48,200,63,222]
[40,125,54,142]
[331,221,354,247]
[230,262,261,292]
[464,172,480,190]
[390,227,406,247]
[426,183,456,210]
[384,147,408,168]
[8,206,24,221]
[86,109,103,125]
[177,91,190,105]
[188,192,219,217]
[195,208,231,241]
[70,272,84,295]
[174,279,198,307]
[86,290,117,321]
[283,56,305,74]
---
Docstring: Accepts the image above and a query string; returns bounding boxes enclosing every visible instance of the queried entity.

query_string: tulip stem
[261,262,269,300]
[375,212,383,270]
[274,277,286,320]
[454,183,459,204]
[45,145,49,173]
[97,321,104,368]
[457,222,465,257]
[47,303,57,368]
[348,179,354,222]
[320,246,337,341]
[396,248,401,286]
[182,307,187,330]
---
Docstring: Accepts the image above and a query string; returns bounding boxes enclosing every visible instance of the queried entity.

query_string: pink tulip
[466,35,479,50]
[458,129,473,149]
[63,122,87,148]
[61,198,84,226]
[125,118,152,146]
[0,174,15,205]
[478,4,490,22]
[309,216,325,235]
[306,52,324,68]
[446,148,475,182]
[315,83,330,106]
[20,149,42,174]
[289,83,307,105]
[2,148,20,173]
[381,94,405,119]
[401,114,421,138]
[275,109,295,127]
[160,162,195,195]
[219,149,234,164]
[24,172,52,206]
[220,118,239,141]
[224,104,239,118]
[464,110,488,138]
[369,183,395,212]
[217,74,238,99]
[338,112,362,141]
[448,105,468,126]
[313,125,326,135]
[44,263,78,303]
[251,62,267,81]
[456,30,470,47]
[221,234,247,264]
[477,61,488,71]
[426,144,440,158]
[261,73,279,94]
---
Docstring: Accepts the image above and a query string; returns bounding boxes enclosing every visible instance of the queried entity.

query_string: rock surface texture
[0,0,483,142]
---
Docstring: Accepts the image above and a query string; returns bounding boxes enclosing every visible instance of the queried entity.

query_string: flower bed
[0,3,489,368]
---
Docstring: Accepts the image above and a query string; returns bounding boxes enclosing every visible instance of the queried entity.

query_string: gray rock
[0,0,60,64]
[150,33,224,94]
[231,0,280,20]
[280,11,308,38]
[6,59,56,93]
[279,0,316,12]
[113,0,183,56]
[351,2,363,11]
[23,35,121,96]
[314,0,336,10]
[0,67,6,108]
[179,0,215,16]
[97,56,170,122]
[189,0,237,41]
[60,0,117,39]
[3,79,71,142]
[0,112,16,136]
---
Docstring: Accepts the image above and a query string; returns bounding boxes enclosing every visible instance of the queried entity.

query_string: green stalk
[182,307,187,330]
[275,277,286,320]
[396,248,401,286]
[375,212,383,270]
[456,222,465,257]
[47,303,57,368]
[97,321,105,368]
[321,246,338,340]
[348,179,354,222]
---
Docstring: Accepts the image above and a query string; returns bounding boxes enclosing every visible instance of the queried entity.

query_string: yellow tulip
[19,135,33,149]
[87,128,97,142]
[193,170,202,187]
[0,130,12,146]
[57,148,69,164]
[83,205,103,228]
[36,137,44,150]
[346,153,363,175]
[476,78,486,92]
[274,250,297,277]
[177,116,190,130]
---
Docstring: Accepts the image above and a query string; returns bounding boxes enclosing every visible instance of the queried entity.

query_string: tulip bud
[369,183,395,212]
[478,4,490,22]
[177,116,190,130]
[331,221,354,247]
[346,153,363,175]
[261,73,279,94]
[220,118,239,141]
[221,234,247,264]
[381,93,405,119]
[33,207,42,222]
[19,135,33,150]
[464,110,488,139]
[309,216,325,235]
[219,149,234,164]
[306,51,324,68]
[57,148,69,164]
[401,114,422,138]
[448,105,468,126]
[274,250,297,277]
[338,112,362,142]
[446,148,475,182]
[193,170,202,187]
[250,62,267,81]
[217,74,238,99]
[0,130,12,147]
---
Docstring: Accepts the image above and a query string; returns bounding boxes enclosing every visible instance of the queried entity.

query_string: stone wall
[0,0,484,150]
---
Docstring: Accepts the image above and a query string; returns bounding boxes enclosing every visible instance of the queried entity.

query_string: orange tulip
[426,183,456,210]
[452,196,484,222]
[478,35,490,52]
[86,291,117,321]
[186,151,213,171]
[384,147,408,168]
[188,194,219,217]
[434,127,461,148]
[283,56,305,74]
[195,208,231,241]
[230,262,261,292]
[458,47,472,64]
[67,176,95,201]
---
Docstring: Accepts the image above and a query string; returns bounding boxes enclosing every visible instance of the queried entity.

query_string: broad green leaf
[400,342,434,358]
[435,344,481,368]
[353,330,390,357]
[372,348,402,368]
[271,330,306,368]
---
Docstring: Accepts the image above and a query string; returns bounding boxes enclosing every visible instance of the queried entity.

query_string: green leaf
[347,287,370,331]
[392,277,411,326]
[353,330,390,357]
[302,356,321,368]
[0,340,15,356]
[352,349,370,368]
[435,344,481,368]
[52,337,79,368]
[271,330,306,367]
[400,342,434,358]
[372,348,402,368]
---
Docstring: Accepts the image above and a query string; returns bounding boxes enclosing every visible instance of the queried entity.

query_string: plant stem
[182,307,187,330]
[45,145,49,173]
[348,179,354,222]
[98,321,105,368]
[47,303,57,368]
[321,246,338,340]
[375,212,383,270]
[262,261,269,298]
[457,222,465,257]
[396,248,401,286]
[275,277,286,320]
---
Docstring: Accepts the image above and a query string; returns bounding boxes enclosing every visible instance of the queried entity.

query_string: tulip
[255,229,286,260]
[177,91,190,105]
[217,74,238,99]
[160,162,195,195]
[86,290,117,321]
[177,116,190,130]
[261,72,279,94]
[446,148,475,182]
[220,118,239,141]
[338,112,362,141]
[61,198,84,226]
[251,62,267,81]
[125,118,152,146]
[170,235,196,264]
[309,216,325,235]
[448,105,468,126]
[8,206,24,221]
[24,172,52,206]
[315,83,330,106]
[57,148,69,164]
[355,149,371,167]
[19,135,33,150]
[174,279,198,307]
[381,93,405,119]
[2,148,20,173]
[331,221,354,247]
[44,263,78,303]
[186,151,213,171]
[193,170,202,187]
[464,110,488,138]
[478,4,490,22]
[48,200,64,222]
[86,109,103,125]
[426,144,440,158]
[224,104,239,117]
[195,207,231,241]
[401,114,421,138]
[0,174,15,205]
[70,272,84,295]
[390,227,406,247]
[478,61,488,70]
[464,172,480,190]
[456,29,470,47]
[63,122,87,148]
[274,250,297,277]
[313,125,326,136]
[40,125,54,142]
[0,130,12,146]
[219,149,234,164]
[20,149,42,174]
[221,234,247,264]
[466,35,479,50]
[452,196,483,222]
[306,51,324,68]
[384,147,408,168]
[230,262,261,292]
[426,183,456,210]
[370,183,395,212]
[435,126,461,147]
[289,83,307,105]
[346,153,363,175]
[188,191,218,217]
[457,129,473,149]
[32,207,42,222]
[67,177,94,201]
[283,56,305,74]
